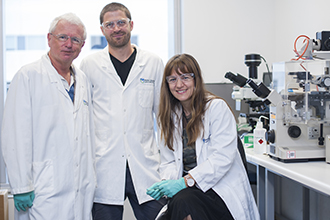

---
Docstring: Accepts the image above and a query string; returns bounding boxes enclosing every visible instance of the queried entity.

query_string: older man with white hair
[1,13,96,220]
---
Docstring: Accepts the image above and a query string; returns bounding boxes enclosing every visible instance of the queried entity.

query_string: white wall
[182,0,330,83]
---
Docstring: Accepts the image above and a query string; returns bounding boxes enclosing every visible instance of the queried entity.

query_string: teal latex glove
[14,191,35,212]
[158,177,186,198]
[147,182,164,200]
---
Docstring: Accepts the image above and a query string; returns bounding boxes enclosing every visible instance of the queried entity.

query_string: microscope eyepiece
[246,79,271,98]
[225,72,248,87]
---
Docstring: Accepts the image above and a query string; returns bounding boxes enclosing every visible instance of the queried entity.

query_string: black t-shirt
[182,112,197,176]
[109,48,137,85]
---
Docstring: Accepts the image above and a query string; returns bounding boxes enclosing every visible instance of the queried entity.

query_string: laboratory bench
[245,148,330,220]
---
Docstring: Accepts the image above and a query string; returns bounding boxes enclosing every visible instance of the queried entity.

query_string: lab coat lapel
[175,106,207,163]
[174,110,184,177]
[196,115,207,163]
[123,46,143,88]
[43,55,72,102]
[101,47,123,86]
[72,66,83,112]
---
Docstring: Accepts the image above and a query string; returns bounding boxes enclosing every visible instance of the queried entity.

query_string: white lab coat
[159,98,260,220]
[1,54,96,220]
[80,46,163,205]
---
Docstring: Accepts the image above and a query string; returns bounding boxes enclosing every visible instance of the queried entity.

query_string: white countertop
[245,148,330,195]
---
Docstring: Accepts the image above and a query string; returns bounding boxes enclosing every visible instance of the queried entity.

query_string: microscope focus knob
[266,129,275,143]
[321,76,330,87]
[287,125,301,138]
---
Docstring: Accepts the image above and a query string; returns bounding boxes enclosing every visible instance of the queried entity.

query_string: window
[6,35,46,51]
[0,0,181,187]
[3,0,173,82]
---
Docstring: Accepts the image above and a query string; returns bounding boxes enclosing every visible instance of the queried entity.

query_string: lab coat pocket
[33,159,54,195]
[138,84,154,108]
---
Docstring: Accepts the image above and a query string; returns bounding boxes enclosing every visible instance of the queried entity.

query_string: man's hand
[14,191,35,211]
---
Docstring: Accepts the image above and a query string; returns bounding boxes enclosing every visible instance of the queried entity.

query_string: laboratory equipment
[254,116,268,154]
[249,60,330,162]
[326,135,330,163]
[225,54,271,134]
[294,31,330,60]
[225,53,271,113]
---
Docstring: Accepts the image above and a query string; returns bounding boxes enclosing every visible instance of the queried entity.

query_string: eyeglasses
[166,73,195,84]
[50,33,84,45]
[101,18,131,30]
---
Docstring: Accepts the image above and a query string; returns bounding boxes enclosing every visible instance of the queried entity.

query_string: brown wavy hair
[158,54,218,151]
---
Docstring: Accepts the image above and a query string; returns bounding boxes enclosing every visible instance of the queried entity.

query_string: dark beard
[107,31,131,48]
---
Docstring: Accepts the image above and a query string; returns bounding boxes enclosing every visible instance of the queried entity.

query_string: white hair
[49,13,87,40]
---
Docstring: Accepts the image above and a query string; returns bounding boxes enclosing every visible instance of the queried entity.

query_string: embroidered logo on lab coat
[83,100,88,106]
[203,134,211,143]
[140,78,155,84]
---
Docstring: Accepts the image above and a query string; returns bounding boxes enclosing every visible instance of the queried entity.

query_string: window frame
[0,0,8,188]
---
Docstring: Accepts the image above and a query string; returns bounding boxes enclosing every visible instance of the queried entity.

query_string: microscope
[225,54,270,112]
[226,32,330,162]
[247,59,330,162]
[225,54,270,134]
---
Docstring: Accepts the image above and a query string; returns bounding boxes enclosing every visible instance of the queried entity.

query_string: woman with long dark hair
[147,54,259,220]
